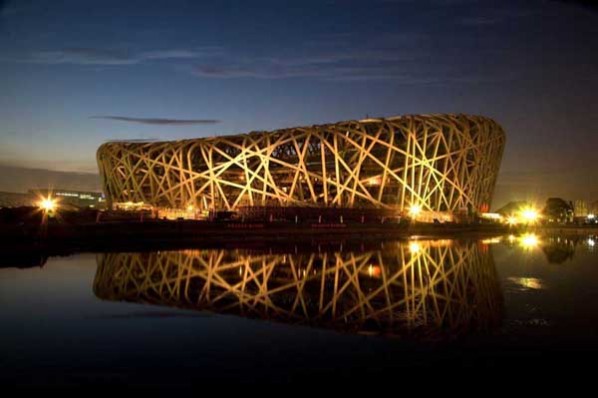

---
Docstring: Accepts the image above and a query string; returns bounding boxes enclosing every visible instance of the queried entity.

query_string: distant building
[495,201,531,216]
[29,189,105,209]
[573,200,588,218]
[0,191,36,208]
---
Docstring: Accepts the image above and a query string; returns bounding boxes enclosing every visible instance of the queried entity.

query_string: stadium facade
[96,114,505,221]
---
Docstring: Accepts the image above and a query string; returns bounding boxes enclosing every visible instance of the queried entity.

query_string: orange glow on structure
[367,264,382,278]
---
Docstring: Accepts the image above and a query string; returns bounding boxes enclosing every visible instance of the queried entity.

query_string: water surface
[1,233,597,387]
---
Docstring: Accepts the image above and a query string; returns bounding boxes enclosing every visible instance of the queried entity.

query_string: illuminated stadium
[96,114,505,222]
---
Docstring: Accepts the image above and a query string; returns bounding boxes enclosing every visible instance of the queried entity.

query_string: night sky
[0,0,596,208]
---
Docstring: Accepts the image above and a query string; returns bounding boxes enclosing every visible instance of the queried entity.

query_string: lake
[1,232,597,388]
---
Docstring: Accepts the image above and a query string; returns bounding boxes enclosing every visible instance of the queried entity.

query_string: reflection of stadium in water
[94,240,503,338]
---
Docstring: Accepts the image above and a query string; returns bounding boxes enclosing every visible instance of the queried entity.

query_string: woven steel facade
[97,114,505,216]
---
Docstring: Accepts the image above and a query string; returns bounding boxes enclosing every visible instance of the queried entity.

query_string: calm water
[1,233,597,387]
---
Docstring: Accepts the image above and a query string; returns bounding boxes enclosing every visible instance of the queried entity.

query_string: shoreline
[0,220,595,261]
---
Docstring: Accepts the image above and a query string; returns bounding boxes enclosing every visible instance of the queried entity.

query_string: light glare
[409,204,422,218]
[409,241,421,253]
[519,207,539,223]
[38,197,57,212]
[519,233,540,249]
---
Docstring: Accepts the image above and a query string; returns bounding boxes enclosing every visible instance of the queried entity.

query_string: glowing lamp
[38,197,57,212]
[519,207,539,223]
[408,204,422,218]
[367,265,382,278]
[366,176,381,186]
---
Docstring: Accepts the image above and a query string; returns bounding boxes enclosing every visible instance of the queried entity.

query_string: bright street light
[408,204,422,219]
[38,197,57,212]
[519,207,539,224]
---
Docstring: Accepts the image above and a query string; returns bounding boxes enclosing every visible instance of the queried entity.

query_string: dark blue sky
[0,0,596,206]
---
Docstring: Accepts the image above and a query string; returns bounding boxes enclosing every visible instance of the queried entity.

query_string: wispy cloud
[140,49,207,60]
[459,16,503,26]
[192,48,424,81]
[192,47,516,84]
[90,116,221,125]
[32,48,138,65]
[459,9,535,26]
[193,62,513,83]
[9,47,219,65]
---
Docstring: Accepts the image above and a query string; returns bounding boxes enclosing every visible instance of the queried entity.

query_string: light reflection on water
[93,240,503,338]
[507,277,545,290]
[2,232,598,385]
[88,232,597,338]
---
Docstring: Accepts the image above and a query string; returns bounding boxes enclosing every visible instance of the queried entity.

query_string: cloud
[192,49,425,81]
[192,47,516,84]
[32,48,138,65]
[459,16,502,26]
[140,49,202,60]
[192,62,495,83]
[10,47,218,66]
[459,9,535,26]
[90,116,221,125]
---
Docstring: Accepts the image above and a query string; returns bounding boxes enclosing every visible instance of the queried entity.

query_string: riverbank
[1,218,511,241]
[0,219,505,261]
[1,219,595,266]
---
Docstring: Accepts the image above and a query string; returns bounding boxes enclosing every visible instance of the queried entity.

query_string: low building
[29,189,106,209]
[573,200,588,218]
[0,191,36,208]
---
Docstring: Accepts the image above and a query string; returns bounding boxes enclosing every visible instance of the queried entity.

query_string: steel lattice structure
[97,114,505,215]
[94,240,502,337]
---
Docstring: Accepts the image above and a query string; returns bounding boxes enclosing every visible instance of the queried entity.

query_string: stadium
[96,114,505,222]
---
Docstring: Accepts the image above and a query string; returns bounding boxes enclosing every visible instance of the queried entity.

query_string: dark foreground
[0,217,513,261]
[1,233,597,389]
